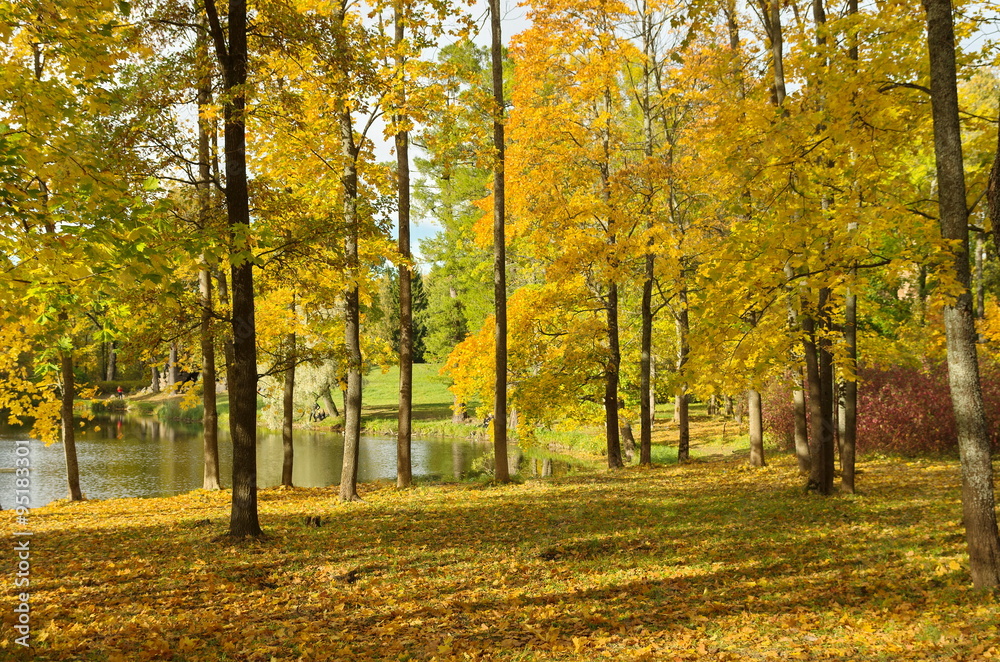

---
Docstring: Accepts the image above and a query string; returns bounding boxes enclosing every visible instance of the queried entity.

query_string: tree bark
[61,351,82,501]
[395,3,413,489]
[200,268,221,490]
[841,285,857,493]
[675,290,690,462]
[489,0,510,483]
[105,341,116,381]
[748,389,765,466]
[282,324,295,488]
[924,0,1000,589]
[638,5,655,468]
[793,379,809,472]
[605,281,624,469]
[168,343,179,387]
[205,0,261,537]
[338,107,363,503]
[802,293,835,495]
[150,365,160,394]
[197,28,220,491]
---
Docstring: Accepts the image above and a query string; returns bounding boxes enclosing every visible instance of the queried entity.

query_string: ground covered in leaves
[3,450,998,661]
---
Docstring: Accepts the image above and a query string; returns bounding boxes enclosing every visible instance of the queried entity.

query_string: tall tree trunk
[338,107,363,503]
[395,3,413,489]
[489,0,510,483]
[638,4,655,467]
[205,0,261,537]
[200,268,221,490]
[605,281,623,469]
[748,389,765,466]
[675,290,690,462]
[61,351,82,501]
[924,0,1000,588]
[282,323,295,488]
[841,284,858,493]
[802,292,835,494]
[150,365,160,394]
[197,28,220,491]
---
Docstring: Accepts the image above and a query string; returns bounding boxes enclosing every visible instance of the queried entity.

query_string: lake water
[0,415,569,508]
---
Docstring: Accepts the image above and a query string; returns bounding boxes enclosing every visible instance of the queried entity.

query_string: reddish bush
[761,364,1000,455]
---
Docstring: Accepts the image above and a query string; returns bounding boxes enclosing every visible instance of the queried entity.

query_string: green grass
[361,363,484,433]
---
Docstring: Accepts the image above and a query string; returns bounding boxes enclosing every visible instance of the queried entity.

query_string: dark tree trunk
[150,365,160,394]
[675,291,690,462]
[638,10,655,468]
[841,286,857,493]
[604,281,624,469]
[802,294,835,495]
[338,108,363,503]
[748,389,765,466]
[924,0,1000,589]
[640,265,653,466]
[282,326,295,488]
[395,5,413,489]
[489,0,510,483]
[61,351,82,501]
[205,0,261,537]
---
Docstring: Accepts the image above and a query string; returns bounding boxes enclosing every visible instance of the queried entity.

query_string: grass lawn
[4,422,996,660]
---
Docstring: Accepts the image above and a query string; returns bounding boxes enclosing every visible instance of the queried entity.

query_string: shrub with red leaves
[762,363,1000,455]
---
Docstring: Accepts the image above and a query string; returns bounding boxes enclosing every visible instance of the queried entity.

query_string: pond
[0,414,576,508]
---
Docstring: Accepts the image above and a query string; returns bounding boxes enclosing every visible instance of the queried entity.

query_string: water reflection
[0,415,578,507]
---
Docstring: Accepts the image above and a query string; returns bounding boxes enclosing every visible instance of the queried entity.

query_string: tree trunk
[748,388,765,466]
[768,0,786,105]
[452,394,468,423]
[640,265,653,466]
[338,107,363,503]
[802,294,835,494]
[793,372,810,473]
[200,269,221,490]
[605,281,624,469]
[489,0,510,484]
[841,286,857,493]
[975,231,985,320]
[320,383,339,418]
[197,33,220,491]
[282,326,295,488]
[205,0,261,537]
[620,419,636,463]
[924,0,1000,588]
[61,351,82,501]
[168,343,179,387]
[150,365,160,394]
[395,6,413,489]
[105,341,117,381]
[638,8,655,468]
[675,289,690,462]
[216,270,235,378]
